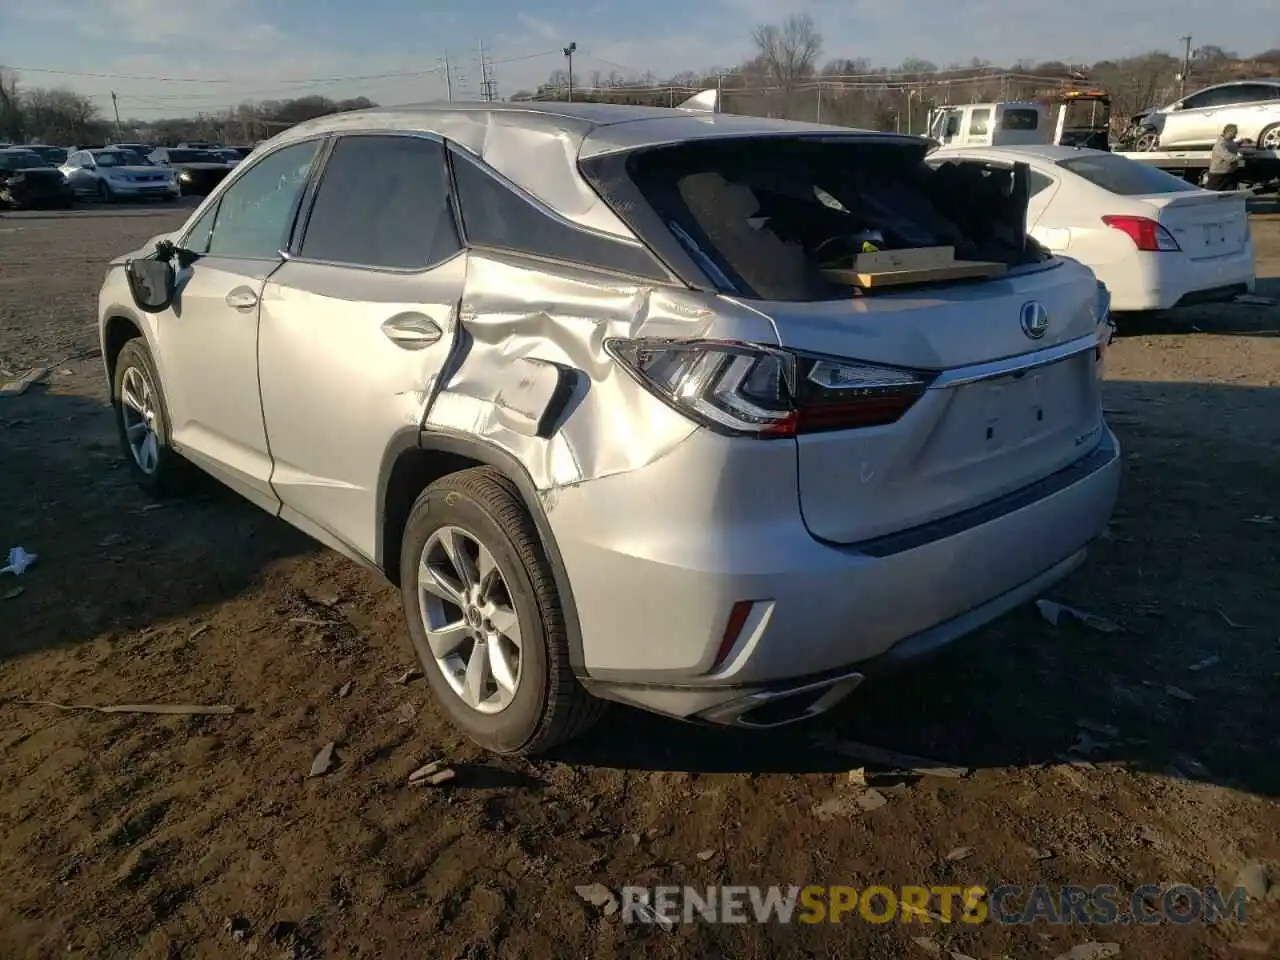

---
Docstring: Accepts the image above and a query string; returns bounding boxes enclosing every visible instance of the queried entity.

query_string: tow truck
[926,90,1112,151]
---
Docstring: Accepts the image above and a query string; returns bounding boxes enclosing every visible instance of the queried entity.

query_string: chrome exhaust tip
[696,671,865,729]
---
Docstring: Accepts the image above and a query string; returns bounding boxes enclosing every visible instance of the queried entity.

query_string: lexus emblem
[1020,301,1050,339]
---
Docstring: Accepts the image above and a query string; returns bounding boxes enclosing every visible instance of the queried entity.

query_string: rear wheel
[96,180,112,203]
[399,467,602,755]
[1259,124,1280,152]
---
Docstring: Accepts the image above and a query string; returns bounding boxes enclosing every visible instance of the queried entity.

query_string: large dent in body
[424,254,778,493]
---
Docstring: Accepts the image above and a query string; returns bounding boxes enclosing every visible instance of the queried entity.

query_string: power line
[2,51,558,86]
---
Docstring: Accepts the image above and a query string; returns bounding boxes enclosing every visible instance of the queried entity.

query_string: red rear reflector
[1102,215,1180,252]
[714,601,756,669]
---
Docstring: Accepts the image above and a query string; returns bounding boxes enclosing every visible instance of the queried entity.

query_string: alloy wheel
[417,525,524,714]
[120,366,160,474]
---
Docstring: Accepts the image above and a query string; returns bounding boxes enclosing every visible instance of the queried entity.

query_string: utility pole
[478,39,498,102]
[110,91,122,139]
[1179,35,1193,97]
[563,42,576,102]
[441,54,453,101]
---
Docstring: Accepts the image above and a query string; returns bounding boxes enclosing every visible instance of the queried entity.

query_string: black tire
[112,338,193,497]
[399,467,603,755]
[97,180,112,203]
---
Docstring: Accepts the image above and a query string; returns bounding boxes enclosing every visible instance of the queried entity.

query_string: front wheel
[1258,124,1280,152]
[399,467,602,755]
[96,180,112,203]
[112,339,193,497]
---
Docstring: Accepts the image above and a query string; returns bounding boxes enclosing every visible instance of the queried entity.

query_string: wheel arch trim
[375,428,588,676]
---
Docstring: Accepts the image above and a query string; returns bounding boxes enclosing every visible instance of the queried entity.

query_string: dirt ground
[1,198,1278,960]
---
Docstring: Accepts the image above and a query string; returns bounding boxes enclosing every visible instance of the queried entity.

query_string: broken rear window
[585,137,1042,301]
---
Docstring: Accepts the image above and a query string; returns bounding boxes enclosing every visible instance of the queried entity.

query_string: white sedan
[931,144,1255,312]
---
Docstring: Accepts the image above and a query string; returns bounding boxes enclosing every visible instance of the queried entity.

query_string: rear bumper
[1110,242,1255,311]
[555,425,1121,721]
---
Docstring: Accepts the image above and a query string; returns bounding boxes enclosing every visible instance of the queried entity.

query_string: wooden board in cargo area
[821,245,1007,290]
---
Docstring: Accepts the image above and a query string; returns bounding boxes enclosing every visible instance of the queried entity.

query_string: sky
[2,0,1278,120]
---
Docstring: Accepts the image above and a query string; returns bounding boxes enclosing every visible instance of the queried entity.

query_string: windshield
[1058,154,1197,195]
[91,150,128,167]
[168,149,221,163]
[1063,99,1111,129]
[1,151,49,169]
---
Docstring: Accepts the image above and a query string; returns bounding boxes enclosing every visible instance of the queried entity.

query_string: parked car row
[0,142,257,209]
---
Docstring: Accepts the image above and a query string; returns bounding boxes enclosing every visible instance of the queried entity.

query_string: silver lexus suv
[99,103,1120,754]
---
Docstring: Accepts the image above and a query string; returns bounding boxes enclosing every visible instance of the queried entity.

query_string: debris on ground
[12,699,238,716]
[696,849,715,861]
[1187,655,1220,672]
[575,883,619,916]
[408,760,455,786]
[308,742,337,778]
[1243,514,1276,525]
[911,936,942,955]
[223,916,252,943]
[810,733,969,778]
[1,545,37,576]
[2,586,22,600]
[1216,608,1246,629]
[1164,684,1197,702]
[290,616,339,627]
[1051,943,1120,960]
[1233,862,1271,900]
[396,702,417,724]
[812,786,889,821]
[392,668,423,685]
[1027,847,1055,861]
[1035,599,1121,633]
[944,846,974,862]
[187,624,210,642]
[847,766,867,786]
[337,680,353,698]
[0,367,48,398]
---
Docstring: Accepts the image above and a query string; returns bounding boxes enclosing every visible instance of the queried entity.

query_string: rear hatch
[580,132,1107,544]
[754,264,1102,542]
[1145,191,1249,259]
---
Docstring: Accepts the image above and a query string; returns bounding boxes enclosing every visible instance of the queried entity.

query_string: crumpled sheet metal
[424,253,777,494]
[264,107,634,239]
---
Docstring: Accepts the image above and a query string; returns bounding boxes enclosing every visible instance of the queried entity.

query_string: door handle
[225,287,258,310]
[381,313,442,349]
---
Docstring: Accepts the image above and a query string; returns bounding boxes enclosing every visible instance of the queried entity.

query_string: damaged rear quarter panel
[424,251,779,493]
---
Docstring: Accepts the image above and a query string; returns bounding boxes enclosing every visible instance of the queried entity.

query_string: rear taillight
[1102,214,1180,252]
[607,338,934,438]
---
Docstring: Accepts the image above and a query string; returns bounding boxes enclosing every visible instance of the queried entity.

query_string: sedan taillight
[1102,214,1180,252]
[607,338,935,439]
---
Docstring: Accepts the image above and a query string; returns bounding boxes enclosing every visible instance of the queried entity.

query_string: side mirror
[126,256,176,314]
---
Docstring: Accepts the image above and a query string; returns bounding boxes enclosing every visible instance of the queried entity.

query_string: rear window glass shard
[1057,154,1199,196]
[447,146,668,281]
[591,137,1043,302]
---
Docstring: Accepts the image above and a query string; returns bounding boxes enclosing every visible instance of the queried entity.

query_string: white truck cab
[928,102,1047,148]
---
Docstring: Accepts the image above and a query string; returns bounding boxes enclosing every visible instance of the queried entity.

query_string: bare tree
[0,68,22,142]
[752,13,822,94]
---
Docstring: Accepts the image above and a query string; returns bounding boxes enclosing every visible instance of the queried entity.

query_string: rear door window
[1057,154,1198,195]
[299,134,460,270]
